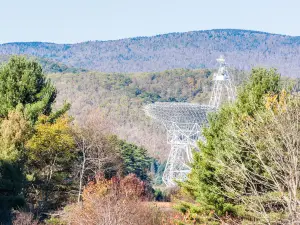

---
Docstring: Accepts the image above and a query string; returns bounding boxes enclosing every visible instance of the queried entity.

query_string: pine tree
[0,56,71,216]
[118,140,151,181]
[178,68,282,223]
[0,56,56,123]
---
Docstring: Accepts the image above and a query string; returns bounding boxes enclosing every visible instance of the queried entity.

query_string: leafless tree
[72,113,122,202]
[214,98,300,224]
[61,174,175,225]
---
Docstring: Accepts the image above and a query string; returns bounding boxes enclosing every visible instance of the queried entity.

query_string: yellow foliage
[265,89,288,114]
[0,110,31,161]
[82,178,112,201]
[26,114,74,163]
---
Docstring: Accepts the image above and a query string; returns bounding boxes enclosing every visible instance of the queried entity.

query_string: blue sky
[0,0,299,44]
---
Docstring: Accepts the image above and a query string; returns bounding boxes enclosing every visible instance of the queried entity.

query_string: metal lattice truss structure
[144,56,236,187]
[144,103,215,186]
[209,56,236,108]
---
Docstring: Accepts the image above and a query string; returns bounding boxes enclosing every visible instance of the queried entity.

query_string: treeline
[50,67,295,162]
[0,56,167,225]
[176,69,300,224]
[1,30,300,77]
[0,55,87,74]
[2,56,300,225]
[50,68,247,160]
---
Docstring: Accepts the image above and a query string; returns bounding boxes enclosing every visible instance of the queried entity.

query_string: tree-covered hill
[1,29,300,77]
[0,55,87,74]
[49,68,247,160]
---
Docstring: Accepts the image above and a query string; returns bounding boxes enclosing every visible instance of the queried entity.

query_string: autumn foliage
[62,174,181,225]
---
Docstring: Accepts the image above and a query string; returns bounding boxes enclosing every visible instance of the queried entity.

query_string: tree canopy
[0,56,56,122]
[178,68,283,223]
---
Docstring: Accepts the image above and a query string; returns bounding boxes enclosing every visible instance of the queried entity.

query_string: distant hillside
[1,29,300,77]
[50,68,300,160]
[0,55,87,74]
[50,68,248,160]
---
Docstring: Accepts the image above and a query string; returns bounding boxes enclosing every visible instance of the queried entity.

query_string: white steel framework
[209,56,236,108]
[144,56,236,187]
[144,103,215,186]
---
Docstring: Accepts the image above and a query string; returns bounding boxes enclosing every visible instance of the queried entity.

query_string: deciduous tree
[26,114,75,210]
[0,110,31,162]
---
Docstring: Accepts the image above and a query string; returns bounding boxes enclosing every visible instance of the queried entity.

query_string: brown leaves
[63,174,161,225]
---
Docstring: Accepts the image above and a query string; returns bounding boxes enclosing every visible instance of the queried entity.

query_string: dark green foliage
[101,73,132,90]
[0,160,25,210]
[152,160,166,185]
[0,56,56,122]
[38,57,87,74]
[138,91,162,103]
[47,102,71,123]
[0,55,88,74]
[178,68,282,220]
[154,189,164,201]
[0,57,75,221]
[118,140,151,181]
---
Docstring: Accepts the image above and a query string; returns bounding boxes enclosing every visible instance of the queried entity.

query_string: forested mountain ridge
[50,68,247,160]
[0,55,87,74]
[1,50,300,225]
[1,29,300,77]
[50,66,298,160]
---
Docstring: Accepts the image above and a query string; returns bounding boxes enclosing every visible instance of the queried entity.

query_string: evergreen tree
[178,68,282,223]
[0,56,56,123]
[118,140,151,181]
[0,56,71,218]
[0,160,25,223]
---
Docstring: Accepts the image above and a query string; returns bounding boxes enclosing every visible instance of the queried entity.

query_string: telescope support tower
[144,56,236,187]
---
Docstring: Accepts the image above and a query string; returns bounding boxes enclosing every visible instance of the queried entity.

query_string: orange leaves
[119,174,145,199]
[82,175,112,201]
[63,174,182,225]
[82,173,145,202]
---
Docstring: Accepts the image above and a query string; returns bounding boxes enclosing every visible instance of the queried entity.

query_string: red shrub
[62,174,180,225]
